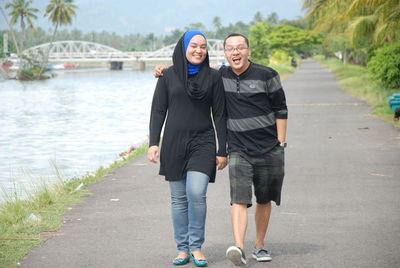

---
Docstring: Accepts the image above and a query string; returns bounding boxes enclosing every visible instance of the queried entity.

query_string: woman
[148,30,227,266]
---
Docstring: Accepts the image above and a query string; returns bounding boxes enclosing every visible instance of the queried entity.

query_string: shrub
[270,50,290,64]
[368,42,400,89]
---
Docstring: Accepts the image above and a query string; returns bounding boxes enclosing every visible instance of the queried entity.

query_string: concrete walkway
[21,60,400,268]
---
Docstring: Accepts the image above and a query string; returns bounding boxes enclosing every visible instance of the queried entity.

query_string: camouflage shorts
[229,146,285,207]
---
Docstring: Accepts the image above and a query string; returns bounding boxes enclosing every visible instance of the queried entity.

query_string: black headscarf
[172,31,211,100]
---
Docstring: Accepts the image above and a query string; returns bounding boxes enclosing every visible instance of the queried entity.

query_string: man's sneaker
[252,247,272,262]
[226,246,246,266]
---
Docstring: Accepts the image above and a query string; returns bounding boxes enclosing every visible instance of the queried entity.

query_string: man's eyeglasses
[224,46,248,53]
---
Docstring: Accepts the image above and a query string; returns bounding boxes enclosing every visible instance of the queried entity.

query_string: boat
[46,63,79,70]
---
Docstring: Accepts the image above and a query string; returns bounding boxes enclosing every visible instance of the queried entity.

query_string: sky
[1,0,304,35]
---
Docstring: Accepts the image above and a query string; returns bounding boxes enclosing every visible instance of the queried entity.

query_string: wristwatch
[279,141,287,148]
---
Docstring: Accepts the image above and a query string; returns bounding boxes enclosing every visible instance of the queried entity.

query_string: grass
[0,144,148,268]
[314,55,399,129]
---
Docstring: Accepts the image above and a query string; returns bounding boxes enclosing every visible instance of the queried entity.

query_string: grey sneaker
[226,246,246,266]
[252,247,272,262]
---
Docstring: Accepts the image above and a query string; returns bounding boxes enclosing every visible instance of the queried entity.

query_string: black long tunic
[149,67,227,182]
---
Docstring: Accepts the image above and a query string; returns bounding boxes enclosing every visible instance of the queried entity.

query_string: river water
[0,69,156,201]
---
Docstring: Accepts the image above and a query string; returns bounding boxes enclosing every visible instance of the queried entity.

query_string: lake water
[0,69,156,201]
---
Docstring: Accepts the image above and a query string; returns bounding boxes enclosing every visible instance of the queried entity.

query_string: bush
[368,42,400,89]
[270,50,290,64]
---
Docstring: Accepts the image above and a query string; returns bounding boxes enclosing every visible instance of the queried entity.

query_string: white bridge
[16,40,225,62]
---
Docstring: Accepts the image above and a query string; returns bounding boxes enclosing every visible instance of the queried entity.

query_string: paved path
[21,60,400,268]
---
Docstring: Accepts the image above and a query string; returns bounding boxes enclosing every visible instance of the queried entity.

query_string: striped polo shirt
[219,62,288,156]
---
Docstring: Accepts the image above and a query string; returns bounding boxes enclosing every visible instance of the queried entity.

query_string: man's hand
[216,156,228,170]
[154,65,168,78]
[148,145,160,163]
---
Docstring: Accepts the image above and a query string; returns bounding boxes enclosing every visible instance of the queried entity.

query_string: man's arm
[266,72,288,143]
[276,118,287,143]
[154,64,169,77]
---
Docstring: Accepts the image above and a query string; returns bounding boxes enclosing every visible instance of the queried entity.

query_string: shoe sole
[226,246,246,266]
[252,253,272,262]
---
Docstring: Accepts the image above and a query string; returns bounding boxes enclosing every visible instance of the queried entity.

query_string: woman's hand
[148,145,160,163]
[153,65,168,78]
[216,156,228,170]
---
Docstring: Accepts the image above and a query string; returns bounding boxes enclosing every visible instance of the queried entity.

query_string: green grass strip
[314,56,400,130]
[0,145,148,268]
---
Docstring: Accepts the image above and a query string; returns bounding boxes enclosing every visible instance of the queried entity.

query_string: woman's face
[185,35,207,65]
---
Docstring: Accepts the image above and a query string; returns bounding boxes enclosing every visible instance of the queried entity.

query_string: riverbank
[314,55,399,130]
[0,145,148,268]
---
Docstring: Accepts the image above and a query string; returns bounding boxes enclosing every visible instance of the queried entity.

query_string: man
[154,33,288,266]
[221,33,287,266]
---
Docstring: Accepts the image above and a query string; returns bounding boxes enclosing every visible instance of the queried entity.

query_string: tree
[251,11,264,24]
[346,0,400,45]
[302,0,362,63]
[5,0,38,51]
[212,16,221,30]
[164,29,183,46]
[302,0,400,47]
[249,21,273,65]
[45,0,77,37]
[267,12,279,25]
[38,0,77,76]
[185,22,206,32]
[268,24,319,56]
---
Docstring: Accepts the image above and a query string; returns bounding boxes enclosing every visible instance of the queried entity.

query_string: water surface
[0,69,156,199]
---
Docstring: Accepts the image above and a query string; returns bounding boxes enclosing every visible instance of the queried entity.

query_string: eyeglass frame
[224,46,249,53]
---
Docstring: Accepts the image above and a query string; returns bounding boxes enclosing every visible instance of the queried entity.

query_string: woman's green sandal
[172,254,190,265]
[190,253,208,267]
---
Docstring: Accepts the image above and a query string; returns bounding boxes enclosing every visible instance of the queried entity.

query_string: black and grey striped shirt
[219,62,288,156]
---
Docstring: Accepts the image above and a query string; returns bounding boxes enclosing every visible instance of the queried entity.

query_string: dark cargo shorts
[229,146,285,207]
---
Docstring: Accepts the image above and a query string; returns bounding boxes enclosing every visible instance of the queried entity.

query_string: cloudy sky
[1,0,304,35]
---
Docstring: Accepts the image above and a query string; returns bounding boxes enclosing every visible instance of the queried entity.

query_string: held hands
[147,145,160,163]
[216,156,228,170]
[153,65,168,78]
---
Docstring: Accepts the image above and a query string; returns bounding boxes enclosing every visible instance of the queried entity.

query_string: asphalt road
[21,60,400,268]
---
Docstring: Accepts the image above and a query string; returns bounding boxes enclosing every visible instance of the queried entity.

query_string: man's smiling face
[224,36,250,75]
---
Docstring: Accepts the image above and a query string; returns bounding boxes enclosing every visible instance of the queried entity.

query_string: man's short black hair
[223,33,250,48]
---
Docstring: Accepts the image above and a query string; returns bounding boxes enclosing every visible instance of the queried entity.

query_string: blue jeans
[169,171,210,252]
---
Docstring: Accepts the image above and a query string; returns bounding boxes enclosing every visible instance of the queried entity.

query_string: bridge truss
[18,40,225,62]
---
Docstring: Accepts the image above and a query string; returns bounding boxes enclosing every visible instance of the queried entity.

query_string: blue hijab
[183,30,206,75]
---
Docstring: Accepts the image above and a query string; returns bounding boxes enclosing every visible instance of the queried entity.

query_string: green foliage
[268,24,319,56]
[368,42,400,89]
[163,29,184,48]
[5,0,39,28]
[303,0,400,50]
[45,0,77,27]
[270,50,290,64]
[249,21,273,65]
[249,22,320,64]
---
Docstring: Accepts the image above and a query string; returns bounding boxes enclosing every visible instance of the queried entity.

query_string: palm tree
[45,0,77,38]
[38,0,77,76]
[303,0,351,36]
[303,0,353,61]
[212,16,222,30]
[303,0,400,46]
[0,4,20,55]
[347,0,400,45]
[5,0,39,51]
